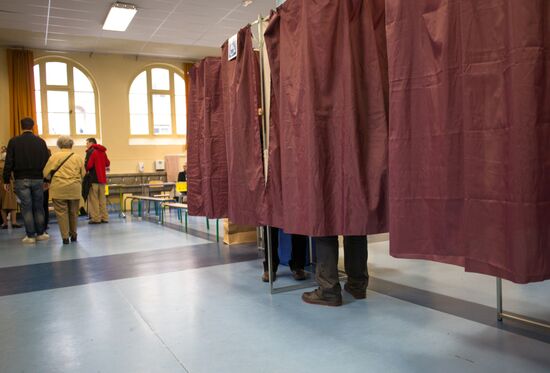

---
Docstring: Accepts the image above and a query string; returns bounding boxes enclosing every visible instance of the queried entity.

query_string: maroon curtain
[386,0,550,283]
[263,0,389,236]
[221,26,265,226]
[187,57,228,219]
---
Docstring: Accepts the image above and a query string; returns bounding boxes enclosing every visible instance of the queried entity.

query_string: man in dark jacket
[85,138,110,224]
[3,118,50,243]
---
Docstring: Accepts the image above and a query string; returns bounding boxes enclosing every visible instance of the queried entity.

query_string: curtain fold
[187,57,228,219]
[386,0,550,284]
[7,49,37,136]
[262,0,389,236]
[182,62,193,152]
[221,26,265,226]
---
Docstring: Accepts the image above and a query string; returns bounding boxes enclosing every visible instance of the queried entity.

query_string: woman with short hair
[43,136,85,244]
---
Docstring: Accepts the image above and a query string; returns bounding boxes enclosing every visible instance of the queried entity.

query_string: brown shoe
[302,288,342,307]
[262,271,277,282]
[344,283,367,299]
[292,269,307,281]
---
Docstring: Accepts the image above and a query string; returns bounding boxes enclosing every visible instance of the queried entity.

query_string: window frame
[34,56,100,138]
[129,64,187,138]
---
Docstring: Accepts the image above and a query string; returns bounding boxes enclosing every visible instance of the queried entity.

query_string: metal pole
[266,226,274,293]
[497,277,503,321]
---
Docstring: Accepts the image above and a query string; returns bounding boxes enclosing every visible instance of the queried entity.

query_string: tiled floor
[0,215,548,372]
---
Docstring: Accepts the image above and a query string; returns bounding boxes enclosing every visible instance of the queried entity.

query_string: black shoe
[1,225,7,230]
[344,283,367,300]
[261,271,277,282]
[292,269,307,281]
[70,235,77,242]
[62,238,70,245]
[302,288,342,307]
[88,221,101,225]
[101,220,109,224]
[12,223,23,229]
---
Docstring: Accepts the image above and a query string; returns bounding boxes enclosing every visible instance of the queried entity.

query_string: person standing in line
[302,236,369,307]
[85,138,110,224]
[2,118,50,243]
[0,145,22,229]
[43,136,85,244]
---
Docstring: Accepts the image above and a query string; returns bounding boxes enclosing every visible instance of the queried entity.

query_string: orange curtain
[182,62,193,151]
[7,49,37,136]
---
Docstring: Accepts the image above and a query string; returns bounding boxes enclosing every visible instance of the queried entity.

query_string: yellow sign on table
[176,182,187,193]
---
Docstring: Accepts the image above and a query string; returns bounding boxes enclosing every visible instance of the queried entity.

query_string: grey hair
[56,136,74,149]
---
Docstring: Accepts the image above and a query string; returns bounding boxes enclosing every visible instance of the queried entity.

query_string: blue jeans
[14,179,45,237]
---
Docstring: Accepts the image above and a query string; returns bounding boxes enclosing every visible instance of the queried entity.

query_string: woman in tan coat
[43,136,85,244]
[0,145,22,229]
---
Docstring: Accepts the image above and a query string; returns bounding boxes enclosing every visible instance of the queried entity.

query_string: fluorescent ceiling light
[103,2,137,32]
[242,0,253,7]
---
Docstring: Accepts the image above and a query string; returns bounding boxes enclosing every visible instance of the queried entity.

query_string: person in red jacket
[85,138,110,224]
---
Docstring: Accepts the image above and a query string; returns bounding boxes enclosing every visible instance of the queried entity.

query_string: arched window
[33,58,99,136]
[129,65,186,136]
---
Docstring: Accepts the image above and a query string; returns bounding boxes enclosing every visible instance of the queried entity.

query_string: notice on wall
[228,34,238,61]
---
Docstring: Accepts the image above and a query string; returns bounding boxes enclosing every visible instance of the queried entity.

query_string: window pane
[130,114,149,135]
[47,91,70,134]
[175,95,186,135]
[130,71,147,94]
[47,90,69,112]
[46,62,67,86]
[76,112,96,135]
[33,64,41,91]
[48,113,70,135]
[36,113,43,135]
[35,90,42,113]
[152,94,171,135]
[129,93,148,115]
[151,68,169,91]
[75,92,96,135]
[174,73,185,96]
[73,68,93,92]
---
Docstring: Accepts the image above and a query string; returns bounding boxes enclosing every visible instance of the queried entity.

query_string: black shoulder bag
[45,153,74,183]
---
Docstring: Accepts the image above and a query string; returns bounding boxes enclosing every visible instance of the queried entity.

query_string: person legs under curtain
[289,234,308,280]
[262,227,280,282]
[262,229,310,282]
[343,235,369,299]
[302,235,368,307]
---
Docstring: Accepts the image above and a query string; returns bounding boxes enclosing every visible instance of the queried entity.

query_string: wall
[0,48,200,173]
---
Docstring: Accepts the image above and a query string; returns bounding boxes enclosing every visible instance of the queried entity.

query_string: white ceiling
[0,0,276,59]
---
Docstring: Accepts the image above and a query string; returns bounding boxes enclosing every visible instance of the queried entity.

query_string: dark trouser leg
[343,235,369,290]
[30,180,45,235]
[289,234,307,271]
[43,189,50,228]
[53,199,69,239]
[263,227,279,273]
[314,236,341,297]
[14,180,35,237]
[68,200,79,237]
